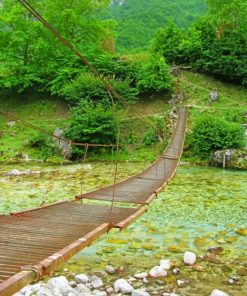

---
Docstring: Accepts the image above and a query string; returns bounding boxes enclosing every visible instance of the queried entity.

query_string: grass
[0,71,246,163]
[0,92,69,161]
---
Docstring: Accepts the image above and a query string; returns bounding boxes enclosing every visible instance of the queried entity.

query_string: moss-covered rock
[210,149,247,169]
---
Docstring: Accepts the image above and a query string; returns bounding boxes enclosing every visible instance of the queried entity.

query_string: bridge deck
[0,107,187,296]
[76,108,187,204]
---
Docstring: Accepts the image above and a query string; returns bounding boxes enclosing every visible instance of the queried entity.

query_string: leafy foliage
[28,132,60,159]
[189,114,245,158]
[0,0,112,92]
[65,100,116,157]
[143,116,167,146]
[133,53,172,93]
[152,1,247,85]
[60,72,137,106]
[108,0,207,52]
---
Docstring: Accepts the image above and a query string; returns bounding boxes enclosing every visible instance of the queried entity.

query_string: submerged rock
[4,169,41,176]
[105,265,115,274]
[149,266,168,277]
[160,259,172,270]
[134,272,148,279]
[210,289,229,296]
[183,251,196,265]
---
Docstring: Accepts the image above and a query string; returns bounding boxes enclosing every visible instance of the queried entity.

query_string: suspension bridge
[0,1,189,295]
[0,107,187,296]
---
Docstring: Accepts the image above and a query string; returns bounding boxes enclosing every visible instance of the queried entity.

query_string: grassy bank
[0,71,246,164]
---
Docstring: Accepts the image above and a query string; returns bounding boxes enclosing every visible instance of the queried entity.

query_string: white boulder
[37,285,54,296]
[75,274,89,284]
[48,276,73,296]
[76,283,91,293]
[149,266,168,278]
[90,276,104,289]
[114,279,134,293]
[183,251,196,265]
[160,259,172,270]
[210,290,229,296]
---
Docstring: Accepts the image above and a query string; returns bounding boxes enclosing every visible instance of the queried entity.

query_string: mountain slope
[108,0,207,52]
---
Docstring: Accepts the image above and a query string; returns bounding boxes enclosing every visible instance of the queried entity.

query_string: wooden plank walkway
[0,107,187,296]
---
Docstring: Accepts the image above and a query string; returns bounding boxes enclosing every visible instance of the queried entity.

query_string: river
[0,162,246,295]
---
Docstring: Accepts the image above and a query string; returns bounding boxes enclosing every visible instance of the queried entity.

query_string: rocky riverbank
[14,248,246,296]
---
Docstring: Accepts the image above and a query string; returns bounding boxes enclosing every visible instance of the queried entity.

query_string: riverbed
[0,162,246,295]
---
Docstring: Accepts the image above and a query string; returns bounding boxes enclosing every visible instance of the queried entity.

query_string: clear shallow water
[0,163,246,295]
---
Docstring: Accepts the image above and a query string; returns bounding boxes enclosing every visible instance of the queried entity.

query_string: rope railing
[0,110,117,148]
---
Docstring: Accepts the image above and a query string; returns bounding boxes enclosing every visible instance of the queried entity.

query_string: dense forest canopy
[108,0,207,52]
[151,0,247,85]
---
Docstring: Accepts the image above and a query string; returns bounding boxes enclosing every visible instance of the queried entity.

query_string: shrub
[65,100,116,158]
[189,114,245,158]
[28,133,60,159]
[60,72,138,106]
[131,53,172,94]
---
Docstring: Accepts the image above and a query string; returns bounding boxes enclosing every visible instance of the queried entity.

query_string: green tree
[190,114,245,158]
[65,99,116,157]
[0,0,111,91]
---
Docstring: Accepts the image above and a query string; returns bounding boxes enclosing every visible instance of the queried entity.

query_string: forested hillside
[108,0,207,52]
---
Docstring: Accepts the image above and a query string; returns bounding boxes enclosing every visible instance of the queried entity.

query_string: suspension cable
[107,90,120,227]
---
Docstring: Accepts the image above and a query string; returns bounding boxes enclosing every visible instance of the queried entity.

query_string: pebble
[114,279,134,293]
[106,287,114,294]
[132,289,150,296]
[47,276,73,295]
[176,279,188,287]
[183,251,196,265]
[210,290,229,296]
[76,283,91,293]
[134,272,148,279]
[227,278,235,285]
[92,290,107,296]
[160,259,172,270]
[105,265,115,274]
[143,278,148,284]
[149,266,168,278]
[69,281,77,288]
[207,246,224,254]
[90,276,104,289]
[172,268,180,275]
[237,267,247,276]
[75,274,89,284]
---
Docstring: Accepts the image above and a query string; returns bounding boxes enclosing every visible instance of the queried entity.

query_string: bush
[65,100,116,157]
[130,53,172,94]
[60,72,138,106]
[28,133,61,159]
[189,114,245,158]
[143,116,167,146]
[223,108,247,124]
